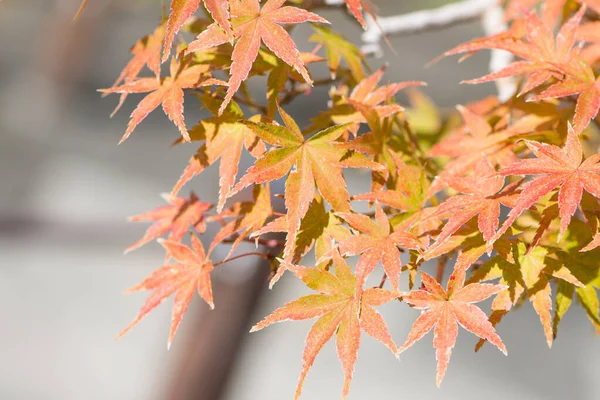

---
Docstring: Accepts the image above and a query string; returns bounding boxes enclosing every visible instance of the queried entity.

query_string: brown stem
[378,273,388,289]
[436,254,448,283]
[214,252,273,267]
[222,236,285,248]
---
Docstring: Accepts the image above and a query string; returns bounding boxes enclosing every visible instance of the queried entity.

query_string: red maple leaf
[336,203,422,291]
[491,123,600,245]
[101,58,226,143]
[399,270,507,387]
[184,0,328,114]
[251,251,397,400]
[125,192,212,255]
[119,236,215,348]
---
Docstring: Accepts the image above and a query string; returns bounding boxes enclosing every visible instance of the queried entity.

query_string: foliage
[95,0,600,397]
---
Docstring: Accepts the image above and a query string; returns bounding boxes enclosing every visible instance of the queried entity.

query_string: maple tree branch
[359,0,497,45]
[378,272,388,289]
[436,254,449,283]
[214,252,274,267]
[222,236,285,249]
[318,0,517,99]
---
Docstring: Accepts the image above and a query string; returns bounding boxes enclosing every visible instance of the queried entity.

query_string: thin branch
[222,236,285,249]
[436,254,449,283]
[214,252,274,267]
[378,272,388,289]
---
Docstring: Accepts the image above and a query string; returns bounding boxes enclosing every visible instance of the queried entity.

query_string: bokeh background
[1,0,599,399]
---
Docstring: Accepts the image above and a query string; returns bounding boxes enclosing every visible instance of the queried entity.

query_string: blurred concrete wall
[0,1,598,399]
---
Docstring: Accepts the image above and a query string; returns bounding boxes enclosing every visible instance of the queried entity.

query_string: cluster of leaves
[103,0,600,398]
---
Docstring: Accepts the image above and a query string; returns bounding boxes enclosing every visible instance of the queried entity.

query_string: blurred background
[1,0,599,399]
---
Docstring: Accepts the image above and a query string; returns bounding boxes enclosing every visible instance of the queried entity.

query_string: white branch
[322,0,515,100]
[360,0,497,44]
[482,4,517,101]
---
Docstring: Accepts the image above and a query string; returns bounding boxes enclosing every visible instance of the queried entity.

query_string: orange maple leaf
[336,203,422,291]
[119,236,215,348]
[445,6,600,133]
[426,157,521,252]
[184,0,329,114]
[170,106,266,211]
[428,103,551,195]
[446,7,585,90]
[104,23,166,117]
[491,123,600,246]
[101,58,226,143]
[468,243,583,348]
[343,0,378,29]
[207,184,274,259]
[504,0,600,25]
[125,192,212,255]
[251,251,397,400]
[163,0,233,63]
[399,270,507,387]
[230,107,381,282]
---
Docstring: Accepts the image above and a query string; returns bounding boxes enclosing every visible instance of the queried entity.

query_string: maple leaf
[446,7,600,133]
[125,192,212,255]
[336,203,422,291]
[427,103,554,195]
[119,235,215,348]
[491,123,600,246]
[104,24,166,117]
[553,248,600,338]
[310,67,425,136]
[353,152,431,214]
[399,270,507,387]
[468,243,583,348]
[528,66,600,134]
[343,0,377,29]
[251,250,397,400]
[185,0,329,114]
[444,7,589,104]
[309,25,366,80]
[208,184,274,259]
[426,157,521,252]
[252,195,352,282]
[504,0,600,25]
[170,99,266,211]
[446,6,585,88]
[101,58,226,143]
[260,50,325,118]
[163,0,233,63]
[231,106,381,269]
